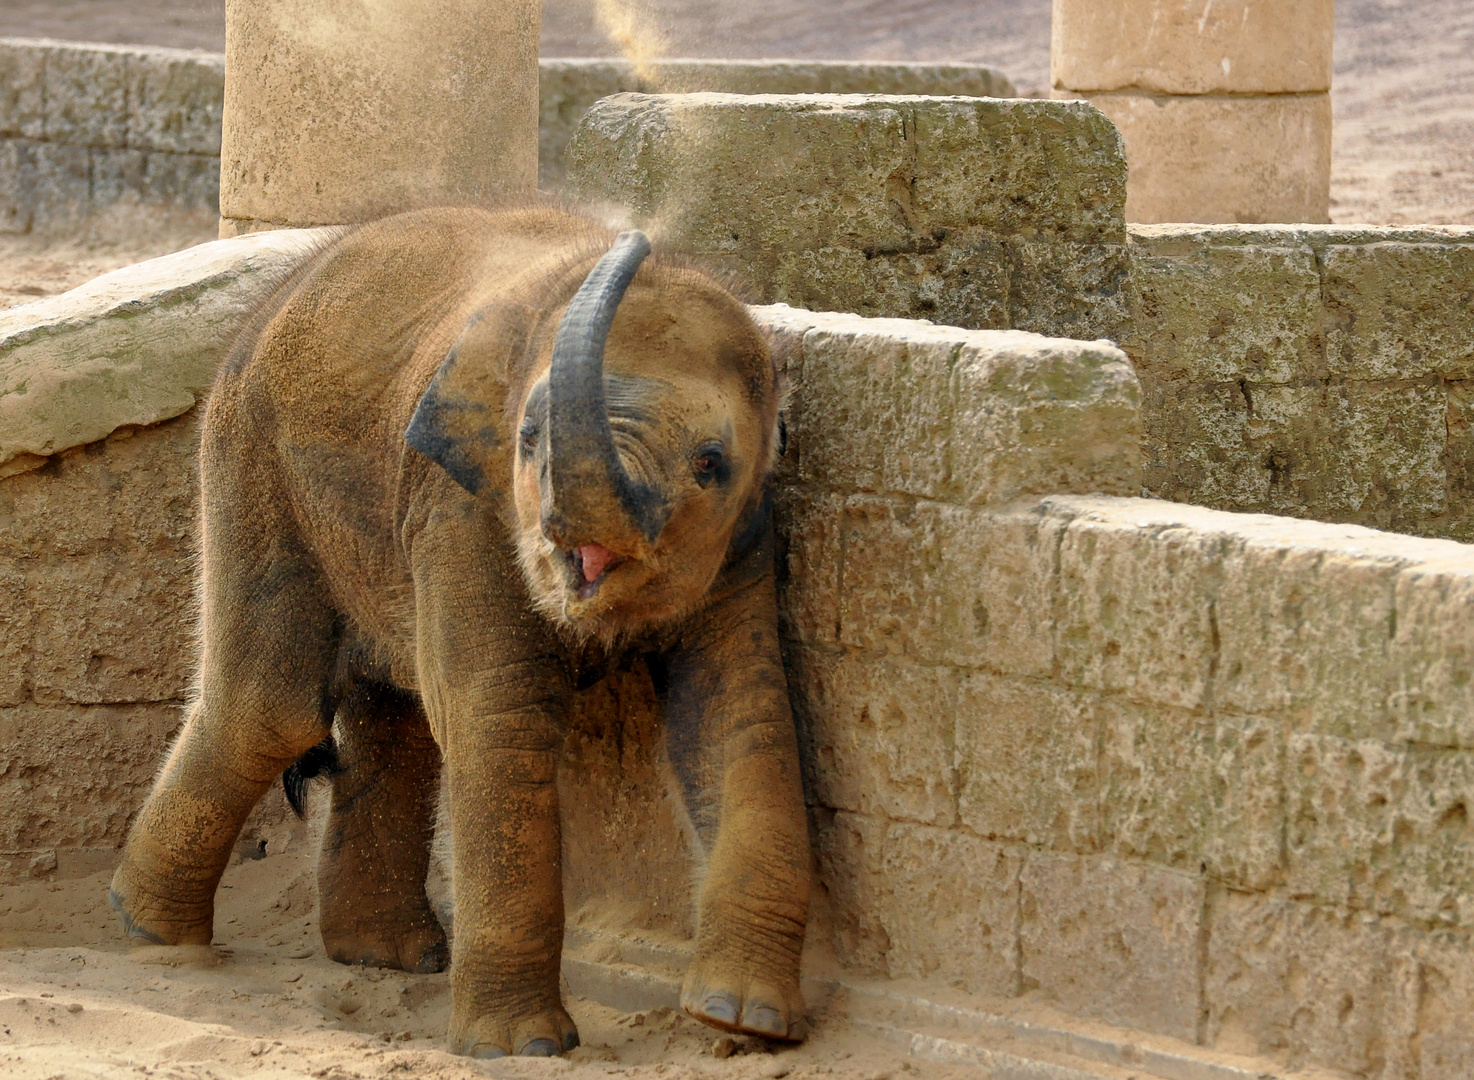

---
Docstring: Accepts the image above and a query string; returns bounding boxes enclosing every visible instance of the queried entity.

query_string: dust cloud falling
[591,0,669,82]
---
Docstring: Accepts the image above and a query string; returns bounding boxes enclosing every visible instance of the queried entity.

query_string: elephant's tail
[282,735,342,819]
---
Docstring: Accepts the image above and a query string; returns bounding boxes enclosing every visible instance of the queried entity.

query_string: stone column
[219,0,540,236]
[1052,0,1334,224]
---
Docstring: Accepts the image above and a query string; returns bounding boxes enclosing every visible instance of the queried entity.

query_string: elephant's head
[409,230,782,644]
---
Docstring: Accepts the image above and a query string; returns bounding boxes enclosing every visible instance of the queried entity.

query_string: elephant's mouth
[567,542,627,601]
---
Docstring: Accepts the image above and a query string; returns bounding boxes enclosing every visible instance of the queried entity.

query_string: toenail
[108,890,165,945]
[563,1031,581,1052]
[742,1004,787,1037]
[517,1037,559,1057]
[468,1044,507,1059]
[700,993,739,1026]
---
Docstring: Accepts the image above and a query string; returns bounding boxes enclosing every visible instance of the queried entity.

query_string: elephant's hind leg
[110,476,342,947]
[317,680,447,973]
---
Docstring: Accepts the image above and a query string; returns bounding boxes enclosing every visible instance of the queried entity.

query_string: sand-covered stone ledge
[0,227,330,478]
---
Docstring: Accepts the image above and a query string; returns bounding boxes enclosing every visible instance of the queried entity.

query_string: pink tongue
[578,543,619,584]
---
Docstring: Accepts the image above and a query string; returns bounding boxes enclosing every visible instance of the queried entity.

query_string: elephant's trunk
[546,230,669,550]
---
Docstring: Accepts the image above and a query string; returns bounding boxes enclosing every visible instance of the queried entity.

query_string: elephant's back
[206,204,608,454]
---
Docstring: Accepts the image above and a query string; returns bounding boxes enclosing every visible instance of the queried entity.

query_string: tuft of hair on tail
[281,735,343,819]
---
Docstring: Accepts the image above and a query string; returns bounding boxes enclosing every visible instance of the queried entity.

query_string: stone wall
[563,94,1474,544]
[1126,224,1474,541]
[539,58,1013,189]
[0,413,198,881]
[0,38,1014,230]
[762,306,1474,1078]
[0,37,223,233]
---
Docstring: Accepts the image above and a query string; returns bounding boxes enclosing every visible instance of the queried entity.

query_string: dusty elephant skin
[106,205,809,1058]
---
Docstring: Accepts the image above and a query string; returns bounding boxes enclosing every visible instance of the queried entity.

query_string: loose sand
[0,215,219,311]
[0,824,980,1080]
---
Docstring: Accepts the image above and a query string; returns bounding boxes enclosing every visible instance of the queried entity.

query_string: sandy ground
[0,821,977,1080]
[1,0,1470,226]
[0,210,219,310]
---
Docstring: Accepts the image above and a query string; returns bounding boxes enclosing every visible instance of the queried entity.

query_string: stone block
[1139,373,1449,531]
[1043,494,1474,742]
[643,59,1016,99]
[1325,381,1449,531]
[1444,381,1474,544]
[835,498,965,663]
[956,676,1099,852]
[1125,237,1324,384]
[125,47,226,156]
[0,140,90,236]
[813,810,889,976]
[1049,500,1223,710]
[749,306,1140,508]
[0,39,46,139]
[139,151,221,212]
[537,58,1014,189]
[1052,0,1335,95]
[539,59,628,189]
[1078,91,1331,225]
[789,317,963,500]
[797,653,959,827]
[773,491,844,648]
[1206,713,1286,891]
[1287,735,1474,926]
[769,240,1014,328]
[835,499,1060,674]
[42,42,130,148]
[0,562,28,706]
[1322,243,1474,381]
[0,228,329,472]
[1006,239,1131,342]
[1413,931,1474,1080]
[1389,558,1474,748]
[89,148,148,209]
[1098,696,1211,870]
[1205,892,1418,1076]
[0,702,184,851]
[221,0,539,229]
[1212,527,1408,738]
[565,94,1127,326]
[879,823,1021,996]
[0,417,200,562]
[1019,852,1203,1042]
[27,549,197,705]
[1137,376,1312,511]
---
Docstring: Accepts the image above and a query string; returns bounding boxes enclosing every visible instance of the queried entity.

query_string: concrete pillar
[1052,0,1334,224]
[219,0,540,236]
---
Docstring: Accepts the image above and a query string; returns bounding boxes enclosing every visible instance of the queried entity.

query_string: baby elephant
[109,206,810,1057]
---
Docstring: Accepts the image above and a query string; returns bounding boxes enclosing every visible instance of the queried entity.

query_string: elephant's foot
[321,908,448,973]
[681,942,807,1042]
[108,861,215,948]
[449,1003,580,1059]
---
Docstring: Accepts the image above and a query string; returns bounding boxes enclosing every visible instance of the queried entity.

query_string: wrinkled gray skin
[107,206,811,1058]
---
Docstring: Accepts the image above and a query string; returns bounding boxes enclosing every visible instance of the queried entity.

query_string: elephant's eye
[693,444,727,487]
[518,418,538,457]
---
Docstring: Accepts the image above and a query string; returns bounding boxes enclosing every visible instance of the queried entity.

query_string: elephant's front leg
[412,520,577,1059]
[442,694,578,1058]
[664,557,811,1041]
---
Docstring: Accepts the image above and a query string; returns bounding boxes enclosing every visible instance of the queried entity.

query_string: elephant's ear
[406,302,535,495]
